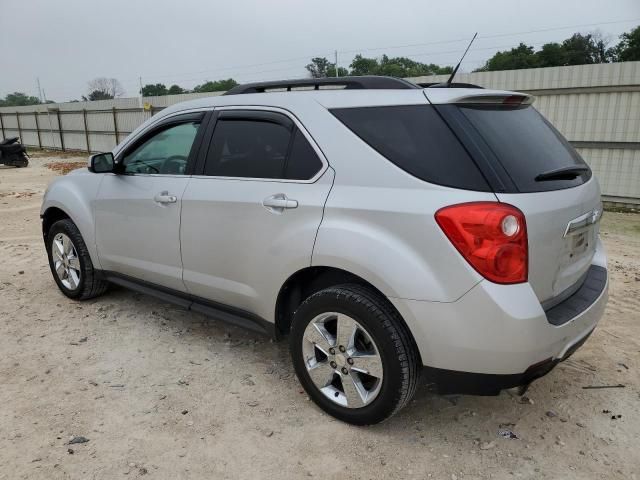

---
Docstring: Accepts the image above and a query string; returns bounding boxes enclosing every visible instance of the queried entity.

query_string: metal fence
[1,62,639,205]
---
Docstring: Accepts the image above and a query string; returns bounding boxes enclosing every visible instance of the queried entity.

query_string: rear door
[180,108,333,320]
[95,112,208,291]
[437,100,601,303]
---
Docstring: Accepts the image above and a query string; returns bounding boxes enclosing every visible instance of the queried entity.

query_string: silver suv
[41,76,608,424]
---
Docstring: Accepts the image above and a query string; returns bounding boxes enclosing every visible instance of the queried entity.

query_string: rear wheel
[46,219,108,300]
[290,284,419,425]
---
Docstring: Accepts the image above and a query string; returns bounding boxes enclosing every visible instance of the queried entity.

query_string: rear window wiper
[535,165,590,182]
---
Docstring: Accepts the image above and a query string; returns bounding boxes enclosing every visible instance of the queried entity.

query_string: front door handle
[154,191,177,204]
[263,193,298,213]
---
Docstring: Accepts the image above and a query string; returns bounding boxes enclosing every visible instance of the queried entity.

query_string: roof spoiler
[435,92,534,106]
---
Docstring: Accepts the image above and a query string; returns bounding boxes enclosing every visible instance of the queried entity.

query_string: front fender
[41,172,103,268]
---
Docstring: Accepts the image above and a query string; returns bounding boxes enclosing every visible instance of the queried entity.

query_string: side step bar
[102,271,274,337]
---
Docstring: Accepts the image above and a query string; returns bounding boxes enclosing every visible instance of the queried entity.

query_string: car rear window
[455,105,591,193]
[330,105,490,191]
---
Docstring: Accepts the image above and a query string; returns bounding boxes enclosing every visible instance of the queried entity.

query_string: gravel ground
[1,154,639,480]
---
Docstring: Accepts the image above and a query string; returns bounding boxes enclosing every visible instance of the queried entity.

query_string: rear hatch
[431,92,601,304]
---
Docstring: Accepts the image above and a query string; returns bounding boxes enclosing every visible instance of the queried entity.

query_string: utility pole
[334,50,339,77]
[139,76,144,108]
[43,89,56,149]
[36,77,43,103]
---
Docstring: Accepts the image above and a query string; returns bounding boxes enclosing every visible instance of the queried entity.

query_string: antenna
[446,32,478,87]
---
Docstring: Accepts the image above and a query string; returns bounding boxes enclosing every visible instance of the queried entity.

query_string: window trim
[193,106,329,184]
[114,109,211,177]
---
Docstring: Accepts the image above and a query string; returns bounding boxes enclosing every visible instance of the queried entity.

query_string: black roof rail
[224,76,420,95]
[419,82,484,89]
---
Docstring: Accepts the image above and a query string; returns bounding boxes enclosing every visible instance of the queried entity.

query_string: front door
[95,112,207,291]
[180,109,333,321]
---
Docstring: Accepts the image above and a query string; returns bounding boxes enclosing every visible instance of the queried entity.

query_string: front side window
[122,121,200,175]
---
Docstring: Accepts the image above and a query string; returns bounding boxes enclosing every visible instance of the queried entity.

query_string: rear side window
[454,105,591,193]
[285,130,323,180]
[203,114,323,180]
[204,119,290,179]
[331,105,490,191]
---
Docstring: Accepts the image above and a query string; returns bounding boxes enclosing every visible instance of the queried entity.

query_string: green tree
[192,78,238,92]
[82,90,113,101]
[81,77,125,101]
[305,57,333,78]
[477,43,539,71]
[347,54,452,77]
[349,54,380,76]
[536,42,567,67]
[561,33,610,65]
[168,84,185,95]
[141,83,168,97]
[611,25,640,61]
[0,92,41,107]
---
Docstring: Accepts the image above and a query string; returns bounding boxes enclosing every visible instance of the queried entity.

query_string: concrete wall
[2,62,639,204]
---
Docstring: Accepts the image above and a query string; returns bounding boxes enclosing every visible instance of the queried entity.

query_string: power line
[31,17,640,98]
[338,17,640,55]
[116,17,640,85]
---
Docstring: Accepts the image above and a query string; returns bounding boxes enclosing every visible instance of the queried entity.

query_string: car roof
[156,87,530,119]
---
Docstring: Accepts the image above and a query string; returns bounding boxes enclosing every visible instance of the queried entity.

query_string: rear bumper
[390,237,608,384]
[422,327,594,395]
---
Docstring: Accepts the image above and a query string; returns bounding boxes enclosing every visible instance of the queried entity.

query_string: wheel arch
[275,266,421,363]
[41,206,71,239]
[40,176,102,269]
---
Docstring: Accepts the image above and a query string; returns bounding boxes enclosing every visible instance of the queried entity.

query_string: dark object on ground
[0,137,29,168]
[68,436,90,445]
[498,429,519,439]
[582,384,625,389]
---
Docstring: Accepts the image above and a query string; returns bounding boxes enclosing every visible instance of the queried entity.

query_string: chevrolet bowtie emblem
[564,207,603,237]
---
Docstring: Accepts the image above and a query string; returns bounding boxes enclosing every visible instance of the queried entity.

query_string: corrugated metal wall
[1,62,639,204]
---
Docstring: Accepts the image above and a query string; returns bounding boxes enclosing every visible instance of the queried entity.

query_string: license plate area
[570,230,589,256]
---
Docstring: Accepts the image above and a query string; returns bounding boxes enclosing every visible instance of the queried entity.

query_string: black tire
[46,219,108,300]
[290,284,420,425]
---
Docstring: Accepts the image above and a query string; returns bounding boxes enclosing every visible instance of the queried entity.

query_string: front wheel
[290,284,420,425]
[46,219,108,300]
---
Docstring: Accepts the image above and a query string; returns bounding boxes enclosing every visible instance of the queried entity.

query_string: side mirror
[88,152,115,173]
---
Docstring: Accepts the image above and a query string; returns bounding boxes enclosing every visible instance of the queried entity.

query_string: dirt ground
[1,153,639,480]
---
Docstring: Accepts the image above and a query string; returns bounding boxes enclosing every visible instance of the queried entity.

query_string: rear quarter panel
[303,100,498,302]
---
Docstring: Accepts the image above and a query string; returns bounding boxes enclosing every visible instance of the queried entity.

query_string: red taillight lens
[435,202,528,284]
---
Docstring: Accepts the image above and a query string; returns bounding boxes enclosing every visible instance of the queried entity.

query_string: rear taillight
[435,202,528,284]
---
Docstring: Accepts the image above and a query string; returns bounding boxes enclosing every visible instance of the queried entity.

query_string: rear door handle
[263,193,298,213]
[154,191,177,204]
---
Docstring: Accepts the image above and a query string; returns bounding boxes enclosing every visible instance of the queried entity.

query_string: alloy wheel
[302,312,384,408]
[52,233,81,290]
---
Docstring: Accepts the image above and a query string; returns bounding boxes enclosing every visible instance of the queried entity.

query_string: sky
[1,0,639,102]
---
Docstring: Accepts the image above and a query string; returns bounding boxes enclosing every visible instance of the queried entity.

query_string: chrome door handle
[154,191,177,204]
[263,193,298,213]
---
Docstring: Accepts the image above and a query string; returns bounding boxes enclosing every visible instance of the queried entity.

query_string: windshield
[455,105,591,193]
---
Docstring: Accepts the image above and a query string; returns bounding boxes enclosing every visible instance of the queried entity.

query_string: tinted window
[122,122,200,175]
[331,105,489,191]
[285,130,323,180]
[456,105,591,192]
[204,119,291,178]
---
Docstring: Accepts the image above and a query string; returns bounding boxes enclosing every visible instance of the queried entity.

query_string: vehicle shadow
[102,284,544,439]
